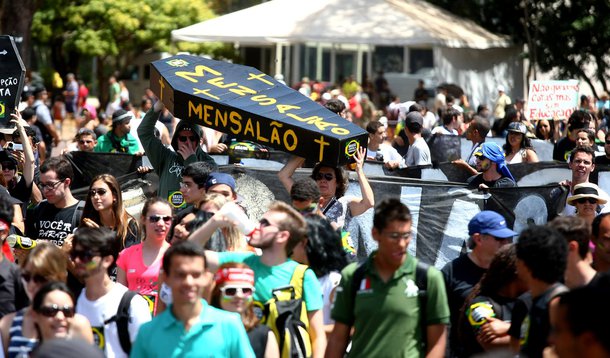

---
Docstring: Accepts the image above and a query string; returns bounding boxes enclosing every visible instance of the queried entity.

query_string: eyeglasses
[89,188,108,197]
[576,197,598,204]
[178,135,197,143]
[39,179,65,191]
[220,285,255,298]
[37,304,75,318]
[149,215,173,223]
[21,271,47,284]
[384,231,412,240]
[70,249,99,262]
[314,172,335,181]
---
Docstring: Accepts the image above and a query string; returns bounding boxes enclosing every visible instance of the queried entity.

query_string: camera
[6,142,23,151]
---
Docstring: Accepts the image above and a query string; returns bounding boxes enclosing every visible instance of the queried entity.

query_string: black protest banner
[213,165,567,268]
[0,36,25,125]
[427,134,462,165]
[149,55,368,167]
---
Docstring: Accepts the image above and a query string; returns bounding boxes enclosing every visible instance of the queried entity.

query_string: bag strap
[71,200,85,230]
[104,290,137,354]
[415,260,430,352]
[289,264,308,299]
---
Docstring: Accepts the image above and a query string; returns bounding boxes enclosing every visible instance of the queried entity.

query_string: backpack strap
[415,260,430,352]
[71,200,85,230]
[289,264,308,299]
[104,290,137,354]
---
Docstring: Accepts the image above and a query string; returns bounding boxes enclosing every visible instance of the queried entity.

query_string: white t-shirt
[76,283,151,358]
[319,271,342,325]
[431,126,458,136]
[367,144,403,163]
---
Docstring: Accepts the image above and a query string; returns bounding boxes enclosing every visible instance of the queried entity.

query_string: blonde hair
[201,193,243,251]
[21,242,68,283]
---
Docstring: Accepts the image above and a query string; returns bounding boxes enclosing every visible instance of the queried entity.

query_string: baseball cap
[468,211,517,238]
[507,122,527,134]
[205,172,236,192]
[405,111,424,126]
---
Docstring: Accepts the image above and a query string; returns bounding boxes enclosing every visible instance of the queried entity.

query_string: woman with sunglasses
[278,147,374,230]
[31,281,93,345]
[80,174,140,252]
[211,263,279,358]
[116,198,172,313]
[567,182,608,225]
[0,243,91,357]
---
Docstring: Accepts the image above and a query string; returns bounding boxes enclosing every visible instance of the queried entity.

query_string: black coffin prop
[0,35,25,126]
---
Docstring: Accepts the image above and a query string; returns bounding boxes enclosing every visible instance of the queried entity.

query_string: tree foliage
[426,0,610,97]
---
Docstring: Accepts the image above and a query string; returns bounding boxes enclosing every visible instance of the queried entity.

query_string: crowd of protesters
[0,70,608,358]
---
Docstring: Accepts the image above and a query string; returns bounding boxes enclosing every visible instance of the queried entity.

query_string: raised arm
[348,147,375,217]
[12,112,35,187]
[278,156,305,193]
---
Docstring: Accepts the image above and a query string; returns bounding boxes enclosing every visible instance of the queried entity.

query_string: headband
[214,267,255,286]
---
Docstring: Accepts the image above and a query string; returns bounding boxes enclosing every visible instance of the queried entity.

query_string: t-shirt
[404,137,431,167]
[319,271,342,325]
[25,201,84,247]
[217,252,323,318]
[331,253,450,357]
[553,136,576,162]
[367,144,403,163]
[467,173,517,189]
[94,132,140,155]
[116,243,167,296]
[0,259,29,319]
[441,254,487,357]
[76,283,151,358]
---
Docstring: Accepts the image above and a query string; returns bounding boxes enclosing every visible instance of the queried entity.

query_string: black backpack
[103,290,138,354]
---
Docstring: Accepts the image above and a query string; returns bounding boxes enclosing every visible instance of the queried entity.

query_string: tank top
[8,309,38,358]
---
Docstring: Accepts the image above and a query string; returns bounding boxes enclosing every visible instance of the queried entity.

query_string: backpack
[351,260,429,351]
[103,290,138,354]
[263,264,312,358]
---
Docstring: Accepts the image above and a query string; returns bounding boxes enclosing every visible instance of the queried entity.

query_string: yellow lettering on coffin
[229,111,242,134]
[208,77,238,89]
[176,65,222,83]
[202,105,214,126]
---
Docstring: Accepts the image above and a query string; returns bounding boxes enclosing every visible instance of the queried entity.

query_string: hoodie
[139,109,217,207]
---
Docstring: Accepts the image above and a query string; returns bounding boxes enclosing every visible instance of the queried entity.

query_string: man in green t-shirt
[202,201,327,358]
[326,198,450,358]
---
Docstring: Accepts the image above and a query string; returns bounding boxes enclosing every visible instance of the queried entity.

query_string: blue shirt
[131,299,255,358]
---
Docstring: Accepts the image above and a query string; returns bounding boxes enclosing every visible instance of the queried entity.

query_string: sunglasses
[221,285,255,298]
[1,162,15,170]
[314,173,335,181]
[258,218,277,228]
[149,215,173,223]
[70,249,99,262]
[37,304,75,318]
[89,188,108,197]
[21,271,47,284]
[178,135,197,143]
[576,197,598,204]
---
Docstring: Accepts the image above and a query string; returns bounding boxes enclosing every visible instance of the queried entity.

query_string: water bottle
[6,235,37,249]
[218,202,256,236]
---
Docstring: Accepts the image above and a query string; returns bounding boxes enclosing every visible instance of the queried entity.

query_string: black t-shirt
[25,200,84,247]
[519,284,567,358]
[467,173,517,189]
[553,136,576,162]
[460,294,516,358]
[508,292,532,340]
[0,258,29,319]
[441,254,487,357]
[595,155,610,166]
[247,324,270,358]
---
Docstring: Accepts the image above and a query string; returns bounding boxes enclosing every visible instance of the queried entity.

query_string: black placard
[0,35,25,126]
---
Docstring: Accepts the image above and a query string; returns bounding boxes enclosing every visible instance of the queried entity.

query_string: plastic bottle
[218,202,256,236]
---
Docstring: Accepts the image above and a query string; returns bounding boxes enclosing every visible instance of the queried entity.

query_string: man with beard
[467,142,516,189]
[73,227,151,358]
[203,201,326,358]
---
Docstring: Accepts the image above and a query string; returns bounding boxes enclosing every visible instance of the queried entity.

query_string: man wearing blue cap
[442,210,517,357]
[205,172,239,202]
[467,142,516,189]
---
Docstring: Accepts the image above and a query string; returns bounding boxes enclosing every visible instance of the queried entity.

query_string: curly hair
[311,163,348,198]
[303,216,349,277]
[516,225,567,284]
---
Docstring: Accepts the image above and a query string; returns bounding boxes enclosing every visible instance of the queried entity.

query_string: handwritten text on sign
[527,80,579,120]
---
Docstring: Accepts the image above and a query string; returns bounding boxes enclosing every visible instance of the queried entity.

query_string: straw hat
[567,183,607,206]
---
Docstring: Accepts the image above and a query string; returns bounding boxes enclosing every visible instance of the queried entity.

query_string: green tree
[31,0,216,104]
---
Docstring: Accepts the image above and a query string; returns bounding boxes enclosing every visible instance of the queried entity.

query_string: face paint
[480,158,491,171]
